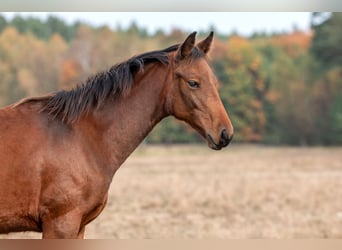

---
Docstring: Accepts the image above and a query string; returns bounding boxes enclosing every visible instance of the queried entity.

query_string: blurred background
[0,12,341,238]
[0,12,341,145]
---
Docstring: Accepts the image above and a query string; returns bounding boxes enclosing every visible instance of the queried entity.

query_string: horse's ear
[177,31,197,60]
[197,31,214,54]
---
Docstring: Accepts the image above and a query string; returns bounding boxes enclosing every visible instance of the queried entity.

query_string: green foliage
[147,117,202,144]
[309,12,342,145]
[0,14,7,33]
[310,13,342,69]
[0,13,341,145]
[330,90,342,144]
[46,16,79,42]
[9,14,78,42]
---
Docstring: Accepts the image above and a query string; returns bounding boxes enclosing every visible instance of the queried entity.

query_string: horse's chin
[207,134,223,151]
[208,143,223,151]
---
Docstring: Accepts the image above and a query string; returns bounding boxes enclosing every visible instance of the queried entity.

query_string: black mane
[39,44,179,124]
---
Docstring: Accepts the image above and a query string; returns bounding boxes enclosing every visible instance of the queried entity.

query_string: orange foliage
[241,127,262,142]
[60,59,82,89]
[227,35,251,50]
[249,56,262,71]
[226,35,252,63]
[210,39,228,60]
[270,31,312,57]
[265,90,280,104]
[226,35,263,73]
[250,99,263,110]
[17,68,38,96]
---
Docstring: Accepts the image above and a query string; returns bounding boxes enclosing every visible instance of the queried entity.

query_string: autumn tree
[217,35,268,142]
[0,14,341,145]
[0,27,30,104]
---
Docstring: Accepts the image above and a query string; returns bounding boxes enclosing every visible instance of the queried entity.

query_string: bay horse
[0,32,233,239]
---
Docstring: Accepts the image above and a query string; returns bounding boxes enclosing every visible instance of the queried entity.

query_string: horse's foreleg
[41,211,84,239]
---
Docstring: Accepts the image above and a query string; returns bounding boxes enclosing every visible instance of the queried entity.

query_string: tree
[330,91,342,144]
[46,16,78,42]
[217,35,268,142]
[25,17,48,40]
[0,27,26,104]
[0,15,340,145]
[11,15,26,33]
[310,12,342,69]
[310,12,342,144]
[47,34,68,91]
[0,14,7,33]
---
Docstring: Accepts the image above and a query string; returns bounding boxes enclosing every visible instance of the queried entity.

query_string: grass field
[2,144,342,239]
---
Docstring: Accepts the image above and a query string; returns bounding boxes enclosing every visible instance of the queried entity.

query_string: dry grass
[2,144,342,239]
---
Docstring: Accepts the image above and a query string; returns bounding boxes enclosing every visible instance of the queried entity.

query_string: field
[1,144,342,239]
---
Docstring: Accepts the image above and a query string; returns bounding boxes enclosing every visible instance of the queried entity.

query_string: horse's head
[165,32,234,150]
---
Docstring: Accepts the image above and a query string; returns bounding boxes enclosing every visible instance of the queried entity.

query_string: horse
[0,32,233,239]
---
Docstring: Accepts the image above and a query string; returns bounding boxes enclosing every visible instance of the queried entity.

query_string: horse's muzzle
[207,129,233,150]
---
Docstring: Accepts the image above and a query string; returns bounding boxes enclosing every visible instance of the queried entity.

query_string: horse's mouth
[207,132,232,150]
[190,123,231,150]
[207,134,223,150]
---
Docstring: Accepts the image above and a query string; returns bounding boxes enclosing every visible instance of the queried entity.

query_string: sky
[1,12,312,36]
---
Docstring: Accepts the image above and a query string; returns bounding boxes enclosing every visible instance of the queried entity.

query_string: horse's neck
[80,64,169,173]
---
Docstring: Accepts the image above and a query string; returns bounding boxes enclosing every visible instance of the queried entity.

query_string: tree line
[0,13,341,145]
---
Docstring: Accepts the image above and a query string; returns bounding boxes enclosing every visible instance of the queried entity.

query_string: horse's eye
[187,80,200,89]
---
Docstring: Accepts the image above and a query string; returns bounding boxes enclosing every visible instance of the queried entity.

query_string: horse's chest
[82,194,108,226]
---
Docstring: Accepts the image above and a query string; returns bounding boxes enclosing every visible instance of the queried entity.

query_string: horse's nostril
[220,129,232,146]
[221,129,229,140]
